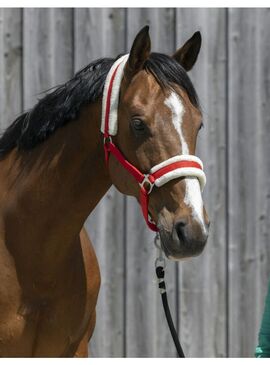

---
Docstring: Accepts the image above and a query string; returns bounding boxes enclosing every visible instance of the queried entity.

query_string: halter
[101,54,206,232]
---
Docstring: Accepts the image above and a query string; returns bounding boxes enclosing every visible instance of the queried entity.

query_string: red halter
[101,55,206,232]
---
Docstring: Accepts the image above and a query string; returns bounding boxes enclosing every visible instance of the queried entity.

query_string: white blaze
[164,92,206,232]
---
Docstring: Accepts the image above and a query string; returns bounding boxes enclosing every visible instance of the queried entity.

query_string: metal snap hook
[154,233,166,269]
[154,233,162,250]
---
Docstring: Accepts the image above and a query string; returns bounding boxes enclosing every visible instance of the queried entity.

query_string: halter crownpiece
[101,54,130,136]
[101,54,206,232]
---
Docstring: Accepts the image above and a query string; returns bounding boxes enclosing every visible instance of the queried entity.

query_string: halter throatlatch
[101,54,206,232]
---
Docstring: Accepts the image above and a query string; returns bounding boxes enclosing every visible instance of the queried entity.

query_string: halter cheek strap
[101,54,206,232]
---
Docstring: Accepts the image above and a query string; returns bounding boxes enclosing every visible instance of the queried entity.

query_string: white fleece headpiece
[101,54,129,136]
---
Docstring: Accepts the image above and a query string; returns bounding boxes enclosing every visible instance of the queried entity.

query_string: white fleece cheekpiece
[101,54,129,136]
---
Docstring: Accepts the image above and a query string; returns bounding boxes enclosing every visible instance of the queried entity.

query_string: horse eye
[132,118,145,132]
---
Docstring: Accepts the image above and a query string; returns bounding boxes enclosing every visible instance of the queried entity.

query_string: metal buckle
[103,135,112,146]
[139,174,155,194]
[154,233,166,269]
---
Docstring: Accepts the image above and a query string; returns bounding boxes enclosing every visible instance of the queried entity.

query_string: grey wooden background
[0,7,270,358]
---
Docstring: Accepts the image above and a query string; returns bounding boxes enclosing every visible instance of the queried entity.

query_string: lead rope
[154,234,185,358]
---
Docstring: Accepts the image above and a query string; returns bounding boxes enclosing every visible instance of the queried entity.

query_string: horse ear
[125,26,151,80]
[173,31,202,71]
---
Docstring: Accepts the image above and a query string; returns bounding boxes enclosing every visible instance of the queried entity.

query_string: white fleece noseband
[151,155,206,190]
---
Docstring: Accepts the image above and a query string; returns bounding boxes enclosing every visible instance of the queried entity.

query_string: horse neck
[3,100,111,268]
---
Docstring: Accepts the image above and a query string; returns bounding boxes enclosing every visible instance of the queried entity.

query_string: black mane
[0,53,199,158]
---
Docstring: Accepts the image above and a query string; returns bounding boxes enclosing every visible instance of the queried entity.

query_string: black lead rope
[155,265,185,358]
[154,232,185,358]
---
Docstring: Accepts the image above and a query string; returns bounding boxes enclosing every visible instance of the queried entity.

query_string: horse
[0,26,209,357]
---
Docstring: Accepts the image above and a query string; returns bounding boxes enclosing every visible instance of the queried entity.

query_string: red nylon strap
[140,189,159,232]
[105,141,145,183]
[151,160,202,180]
[104,140,158,231]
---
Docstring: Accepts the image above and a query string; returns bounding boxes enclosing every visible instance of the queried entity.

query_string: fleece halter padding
[101,54,206,232]
[101,54,129,136]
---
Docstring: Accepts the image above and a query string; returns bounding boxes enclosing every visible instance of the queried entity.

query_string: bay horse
[0,26,209,357]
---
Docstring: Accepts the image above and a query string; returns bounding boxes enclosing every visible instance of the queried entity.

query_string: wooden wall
[0,8,270,357]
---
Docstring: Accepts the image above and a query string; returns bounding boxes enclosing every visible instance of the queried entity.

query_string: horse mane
[0,53,199,159]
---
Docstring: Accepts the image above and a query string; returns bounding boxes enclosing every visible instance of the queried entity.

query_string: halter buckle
[139,174,155,194]
[103,136,112,165]
[103,135,112,146]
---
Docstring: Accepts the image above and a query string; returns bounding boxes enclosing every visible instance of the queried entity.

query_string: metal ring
[155,256,166,269]
[154,233,162,250]
[154,233,166,269]
[139,174,155,194]
[103,135,112,145]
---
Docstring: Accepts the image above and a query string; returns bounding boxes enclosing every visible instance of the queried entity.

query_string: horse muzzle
[158,218,210,260]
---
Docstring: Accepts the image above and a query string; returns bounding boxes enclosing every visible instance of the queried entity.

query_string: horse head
[105,26,210,260]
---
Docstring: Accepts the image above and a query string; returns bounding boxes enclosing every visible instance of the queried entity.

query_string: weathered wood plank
[228,8,270,357]
[74,8,126,71]
[74,8,126,357]
[0,8,22,130]
[23,8,73,109]
[176,8,227,357]
[125,8,178,357]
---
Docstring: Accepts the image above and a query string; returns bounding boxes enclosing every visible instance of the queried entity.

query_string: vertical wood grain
[0,8,22,130]
[74,8,126,71]
[228,8,270,357]
[74,8,126,357]
[23,8,73,109]
[176,8,227,357]
[125,8,178,357]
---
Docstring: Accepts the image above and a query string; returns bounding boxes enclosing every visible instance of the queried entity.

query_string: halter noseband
[101,54,206,232]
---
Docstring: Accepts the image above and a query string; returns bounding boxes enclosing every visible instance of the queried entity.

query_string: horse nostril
[175,219,187,242]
